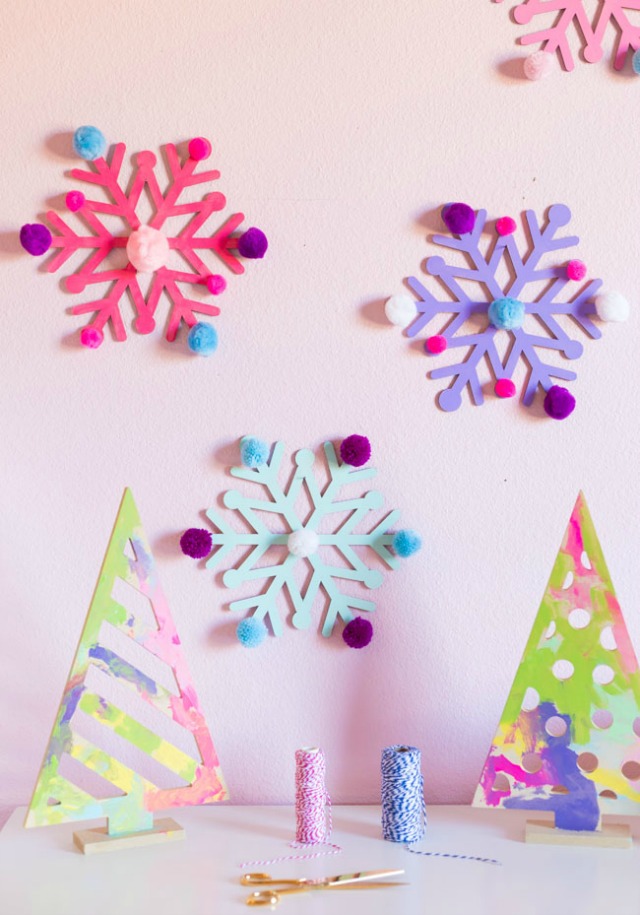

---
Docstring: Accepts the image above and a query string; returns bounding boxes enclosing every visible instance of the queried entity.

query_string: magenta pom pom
[206,274,227,295]
[66,191,85,212]
[188,137,212,161]
[238,227,268,259]
[442,202,475,235]
[544,385,575,420]
[340,434,371,467]
[496,216,516,237]
[566,259,587,281]
[180,528,213,559]
[80,327,104,349]
[495,378,516,398]
[343,616,373,649]
[425,334,447,354]
[20,223,52,256]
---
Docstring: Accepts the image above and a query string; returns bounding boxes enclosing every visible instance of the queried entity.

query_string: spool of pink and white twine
[240,746,341,868]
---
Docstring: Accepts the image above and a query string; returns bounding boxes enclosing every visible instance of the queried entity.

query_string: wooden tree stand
[73,817,184,855]
[525,819,632,848]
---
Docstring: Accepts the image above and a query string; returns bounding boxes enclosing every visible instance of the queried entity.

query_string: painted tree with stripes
[25,488,227,850]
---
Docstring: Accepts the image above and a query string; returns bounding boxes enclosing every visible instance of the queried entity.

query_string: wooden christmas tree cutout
[473,492,640,847]
[25,488,228,853]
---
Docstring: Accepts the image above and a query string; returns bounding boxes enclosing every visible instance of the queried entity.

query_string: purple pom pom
[238,227,268,259]
[20,223,52,256]
[180,528,213,559]
[543,385,575,420]
[442,202,475,235]
[343,617,373,649]
[340,434,371,467]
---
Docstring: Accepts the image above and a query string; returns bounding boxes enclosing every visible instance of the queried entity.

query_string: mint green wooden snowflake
[200,440,417,638]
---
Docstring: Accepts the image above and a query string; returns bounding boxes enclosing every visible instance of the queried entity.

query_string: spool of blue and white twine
[381,745,426,843]
[381,744,501,866]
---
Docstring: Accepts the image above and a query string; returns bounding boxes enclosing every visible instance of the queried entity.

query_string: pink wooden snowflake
[20,130,267,348]
[494,0,640,71]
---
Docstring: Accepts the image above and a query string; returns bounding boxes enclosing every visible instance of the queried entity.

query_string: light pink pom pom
[566,260,587,281]
[126,225,170,273]
[524,50,553,81]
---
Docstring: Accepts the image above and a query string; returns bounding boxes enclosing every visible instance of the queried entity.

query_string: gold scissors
[242,869,405,906]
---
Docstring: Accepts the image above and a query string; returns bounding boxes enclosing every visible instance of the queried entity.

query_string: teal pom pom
[187,322,218,355]
[73,126,107,161]
[237,617,268,648]
[240,436,269,468]
[393,529,422,558]
[633,49,640,74]
[488,297,525,330]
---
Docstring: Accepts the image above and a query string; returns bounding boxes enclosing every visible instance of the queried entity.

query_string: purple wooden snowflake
[395,204,606,413]
[20,130,267,349]
[494,0,640,71]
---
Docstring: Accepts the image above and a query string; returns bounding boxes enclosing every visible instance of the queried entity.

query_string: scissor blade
[324,869,405,887]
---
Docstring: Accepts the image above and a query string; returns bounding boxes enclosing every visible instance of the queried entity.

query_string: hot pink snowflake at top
[20,130,268,348]
[494,0,640,72]
[391,203,616,414]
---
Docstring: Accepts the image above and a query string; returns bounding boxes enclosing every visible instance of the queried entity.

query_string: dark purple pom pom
[442,202,475,235]
[543,385,575,420]
[343,616,373,649]
[238,227,268,259]
[180,528,213,559]
[20,223,52,256]
[340,434,371,467]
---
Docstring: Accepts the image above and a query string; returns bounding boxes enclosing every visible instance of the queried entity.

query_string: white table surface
[2,804,640,915]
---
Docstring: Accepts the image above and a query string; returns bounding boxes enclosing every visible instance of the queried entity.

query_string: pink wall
[2,0,639,810]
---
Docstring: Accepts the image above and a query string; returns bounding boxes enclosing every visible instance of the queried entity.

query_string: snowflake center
[126,225,170,273]
[287,528,319,559]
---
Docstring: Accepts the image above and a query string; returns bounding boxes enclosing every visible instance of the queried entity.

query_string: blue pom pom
[392,529,422,558]
[73,126,107,161]
[237,617,268,648]
[488,297,525,331]
[240,436,269,468]
[633,49,640,74]
[187,322,218,355]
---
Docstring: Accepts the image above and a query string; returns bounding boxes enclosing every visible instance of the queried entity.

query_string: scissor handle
[246,887,309,906]
[241,873,306,887]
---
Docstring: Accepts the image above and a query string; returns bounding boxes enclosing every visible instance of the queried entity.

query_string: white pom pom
[287,529,319,558]
[594,291,630,323]
[384,294,415,326]
[126,225,170,272]
[523,50,553,81]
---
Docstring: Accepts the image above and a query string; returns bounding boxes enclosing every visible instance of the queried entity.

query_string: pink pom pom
[425,335,448,354]
[188,137,212,161]
[206,274,227,295]
[566,260,587,281]
[523,50,553,81]
[496,217,516,236]
[80,327,104,349]
[66,191,85,212]
[495,378,516,398]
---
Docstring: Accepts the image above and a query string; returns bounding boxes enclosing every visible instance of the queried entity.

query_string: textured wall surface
[2,0,639,811]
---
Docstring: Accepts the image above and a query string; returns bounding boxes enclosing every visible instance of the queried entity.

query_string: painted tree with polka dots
[474,492,640,832]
